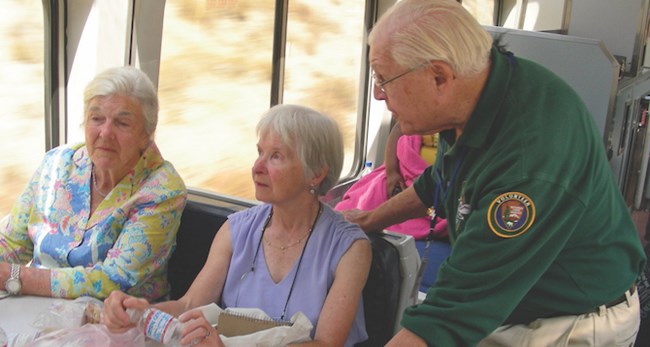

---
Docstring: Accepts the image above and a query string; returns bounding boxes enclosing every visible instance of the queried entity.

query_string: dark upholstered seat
[167,196,251,300]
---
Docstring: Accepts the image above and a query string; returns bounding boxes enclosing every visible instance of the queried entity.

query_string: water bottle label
[143,310,175,343]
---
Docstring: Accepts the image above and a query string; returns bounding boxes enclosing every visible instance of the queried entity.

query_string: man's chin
[398,122,417,135]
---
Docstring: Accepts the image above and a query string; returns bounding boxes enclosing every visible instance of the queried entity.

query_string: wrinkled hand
[102,290,150,333]
[1,262,10,285]
[178,309,224,347]
[340,208,364,224]
[340,208,373,232]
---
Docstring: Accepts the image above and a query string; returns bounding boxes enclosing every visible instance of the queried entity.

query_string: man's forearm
[365,186,429,231]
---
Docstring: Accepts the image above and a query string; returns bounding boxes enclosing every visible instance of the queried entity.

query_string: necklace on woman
[92,165,108,198]
[264,227,312,251]
[234,203,323,321]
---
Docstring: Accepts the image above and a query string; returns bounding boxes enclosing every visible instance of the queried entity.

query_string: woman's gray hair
[83,66,159,138]
[256,104,344,196]
[369,0,493,77]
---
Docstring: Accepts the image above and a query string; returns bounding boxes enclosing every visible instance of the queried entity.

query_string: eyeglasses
[373,63,428,94]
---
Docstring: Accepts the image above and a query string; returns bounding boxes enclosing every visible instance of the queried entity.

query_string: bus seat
[325,179,422,345]
[357,230,421,346]
[322,178,358,208]
[167,197,247,300]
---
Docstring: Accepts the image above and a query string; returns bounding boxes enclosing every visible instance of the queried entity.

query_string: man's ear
[429,61,455,90]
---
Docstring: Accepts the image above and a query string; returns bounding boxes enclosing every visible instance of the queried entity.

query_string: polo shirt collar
[447,46,515,150]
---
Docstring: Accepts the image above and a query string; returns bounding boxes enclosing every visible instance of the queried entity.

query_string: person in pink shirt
[336,122,450,291]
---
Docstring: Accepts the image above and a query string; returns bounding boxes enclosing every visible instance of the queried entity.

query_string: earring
[309,185,317,195]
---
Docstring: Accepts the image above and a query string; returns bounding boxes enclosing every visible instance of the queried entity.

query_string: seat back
[357,230,421,346]
[168,196,251,300]
[324,181,422,345]
[357,233,401,347]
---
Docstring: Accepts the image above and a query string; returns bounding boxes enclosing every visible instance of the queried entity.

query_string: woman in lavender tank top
[103,104,372,347]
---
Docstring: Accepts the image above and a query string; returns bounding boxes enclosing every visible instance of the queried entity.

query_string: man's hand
[340,209,376,232]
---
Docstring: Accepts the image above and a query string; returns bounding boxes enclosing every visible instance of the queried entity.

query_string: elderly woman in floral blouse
[0,66,187,301]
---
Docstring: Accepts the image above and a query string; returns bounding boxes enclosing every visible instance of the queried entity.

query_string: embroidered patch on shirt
[487,192,535,238]
[456,192,471,225]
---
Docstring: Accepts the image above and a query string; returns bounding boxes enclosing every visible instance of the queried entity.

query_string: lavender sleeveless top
[221,203,368,346]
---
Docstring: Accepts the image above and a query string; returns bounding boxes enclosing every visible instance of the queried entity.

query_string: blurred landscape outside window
[462,0,496,25]
[282,0,364,178]
[0,0,565,212]
[155,0,364,200]
[0,0,45,214]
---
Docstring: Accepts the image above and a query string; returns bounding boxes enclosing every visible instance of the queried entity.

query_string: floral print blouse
[0,142,187,301]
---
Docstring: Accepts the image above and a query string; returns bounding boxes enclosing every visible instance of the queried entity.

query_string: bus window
[0,1,45,213]
[463,0,569,32]
[156,0,274,199]
[156,1,364,200]
[462,0,497,25]
[282,0,366,180]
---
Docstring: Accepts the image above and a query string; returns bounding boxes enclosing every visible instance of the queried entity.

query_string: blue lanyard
[428,147,468,240]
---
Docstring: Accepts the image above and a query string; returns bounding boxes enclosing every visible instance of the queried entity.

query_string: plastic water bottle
[127,308,183,345]
[361,161,373,177]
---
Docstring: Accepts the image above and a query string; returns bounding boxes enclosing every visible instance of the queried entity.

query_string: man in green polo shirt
[341,0,646,345]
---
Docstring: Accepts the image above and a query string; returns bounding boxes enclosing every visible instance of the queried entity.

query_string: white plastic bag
[26,324,144,347]
[17,296,144,347]
[196,304,313,347]
[31,297,102,333]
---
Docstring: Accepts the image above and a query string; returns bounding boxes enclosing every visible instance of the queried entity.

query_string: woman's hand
[178,309,224,347]
[102,290,150,333]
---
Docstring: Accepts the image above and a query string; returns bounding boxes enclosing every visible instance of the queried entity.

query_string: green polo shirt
[407,47,646,346]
